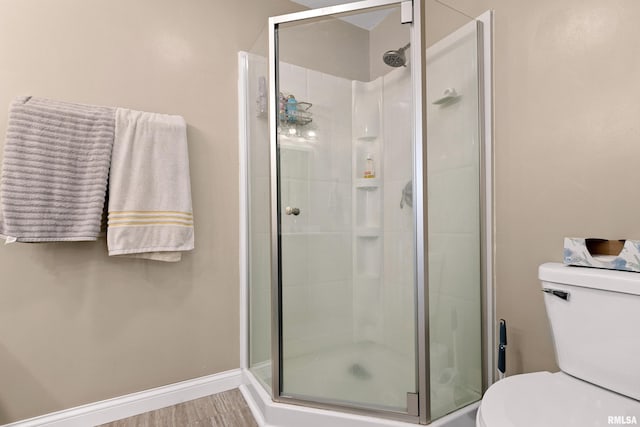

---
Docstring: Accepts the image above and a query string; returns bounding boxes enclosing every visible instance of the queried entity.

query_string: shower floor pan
[282,341,414,412]
[251,341,479,417]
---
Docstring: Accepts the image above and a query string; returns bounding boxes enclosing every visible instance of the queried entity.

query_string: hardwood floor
[98,388,258,427]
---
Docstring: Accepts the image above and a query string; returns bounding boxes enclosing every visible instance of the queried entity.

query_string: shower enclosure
[240,0,492,424]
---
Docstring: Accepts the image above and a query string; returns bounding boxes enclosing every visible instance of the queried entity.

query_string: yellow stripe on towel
[108,221,194,227]
[108,211,194,227]
[108,210,193,217]
[108,215,193,224]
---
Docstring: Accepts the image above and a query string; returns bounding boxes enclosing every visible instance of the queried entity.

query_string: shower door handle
[285,206,300,216]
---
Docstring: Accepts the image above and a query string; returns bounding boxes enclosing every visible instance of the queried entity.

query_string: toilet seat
[477,371,640,427]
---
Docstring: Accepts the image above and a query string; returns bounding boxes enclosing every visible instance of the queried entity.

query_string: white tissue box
[563,237,640,273]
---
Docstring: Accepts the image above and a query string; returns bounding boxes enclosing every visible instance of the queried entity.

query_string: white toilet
[476,263,640,426]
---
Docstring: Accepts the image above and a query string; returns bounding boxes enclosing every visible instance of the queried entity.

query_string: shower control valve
[285,206,300,216]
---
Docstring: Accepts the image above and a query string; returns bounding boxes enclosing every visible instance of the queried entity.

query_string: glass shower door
[271,1,419,419]
[426,19,484,419]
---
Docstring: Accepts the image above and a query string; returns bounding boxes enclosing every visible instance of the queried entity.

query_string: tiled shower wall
[248,41,483,412]
[381,66,414,360]
[247,53,270,368]
[426,22,483,417]
[277,62,354,359]
[248,53,416,365]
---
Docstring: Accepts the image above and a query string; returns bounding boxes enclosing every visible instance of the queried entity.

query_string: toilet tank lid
[539,263,640,296]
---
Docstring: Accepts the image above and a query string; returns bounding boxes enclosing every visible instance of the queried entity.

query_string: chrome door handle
[285,206,300,216]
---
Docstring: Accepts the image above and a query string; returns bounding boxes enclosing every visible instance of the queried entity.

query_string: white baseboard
[3,369,242,427]
[4,367,477,427]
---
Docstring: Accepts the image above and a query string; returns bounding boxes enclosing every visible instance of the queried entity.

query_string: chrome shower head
[383,43,410,67]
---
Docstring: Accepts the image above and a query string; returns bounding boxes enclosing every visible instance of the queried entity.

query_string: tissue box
[563,237,640,272]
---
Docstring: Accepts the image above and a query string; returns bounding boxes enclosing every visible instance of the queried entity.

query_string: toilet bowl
[476,371,640,427]
[477,263,640,427]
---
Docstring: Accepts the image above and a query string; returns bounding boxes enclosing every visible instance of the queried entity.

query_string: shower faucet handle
[285,206,300,216]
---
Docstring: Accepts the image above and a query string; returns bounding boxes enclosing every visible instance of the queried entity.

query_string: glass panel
[245,51,272,391]
[426,19,483,419]
[276,4,416,413]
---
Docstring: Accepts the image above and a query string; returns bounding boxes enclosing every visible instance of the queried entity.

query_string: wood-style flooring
[98,388,258,427]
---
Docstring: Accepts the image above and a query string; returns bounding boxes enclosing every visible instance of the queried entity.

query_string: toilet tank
[539,263,640,401]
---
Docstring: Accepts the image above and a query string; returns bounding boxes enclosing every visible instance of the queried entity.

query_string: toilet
[476,263,640,427]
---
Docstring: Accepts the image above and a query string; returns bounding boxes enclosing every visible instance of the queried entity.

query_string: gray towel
[0,96,115,242]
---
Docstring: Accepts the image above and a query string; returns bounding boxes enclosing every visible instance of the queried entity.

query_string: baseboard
[3,369,243,427]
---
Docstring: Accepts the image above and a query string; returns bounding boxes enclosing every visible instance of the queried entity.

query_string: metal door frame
[268,0,428,423]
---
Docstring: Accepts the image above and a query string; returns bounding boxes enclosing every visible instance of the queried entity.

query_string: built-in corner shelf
[355,178,380,190]
[352,79,384,343]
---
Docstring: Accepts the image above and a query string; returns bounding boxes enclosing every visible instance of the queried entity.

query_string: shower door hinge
[407,392,419,416]
[401,1,413,24]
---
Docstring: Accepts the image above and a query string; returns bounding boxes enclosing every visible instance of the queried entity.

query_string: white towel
[107,108,194,261]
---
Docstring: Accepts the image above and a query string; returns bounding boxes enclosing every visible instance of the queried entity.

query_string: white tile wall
[428,233,480,301]
[426,23,483,418]
[248,52,425,400]
[247,54,271,368]
[246,20,484,413]
[382,67,412,182]
[278,65,354,359]
[308,181,351,232]
[279,62,309,102]
[383,178,413,232]
[428,166,479,234]
[307,233,352,283]
[281,234,308,286]
[379,65,415,359]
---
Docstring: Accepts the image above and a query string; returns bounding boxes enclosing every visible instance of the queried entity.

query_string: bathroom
[0,0,639,426]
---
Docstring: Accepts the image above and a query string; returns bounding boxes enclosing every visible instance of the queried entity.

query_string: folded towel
[107,108,194,261]
[0,96,115,242]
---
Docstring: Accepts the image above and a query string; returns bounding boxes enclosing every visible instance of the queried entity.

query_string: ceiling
[289,0,394,30]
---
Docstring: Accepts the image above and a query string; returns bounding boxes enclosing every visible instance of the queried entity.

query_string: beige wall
[3,0,638,421]
[278,18,370,81]
[427,0,640,376]
[369,9,411,80]
[0,0,303,423]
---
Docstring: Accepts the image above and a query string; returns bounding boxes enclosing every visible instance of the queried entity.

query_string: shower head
[383,43,410,67]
